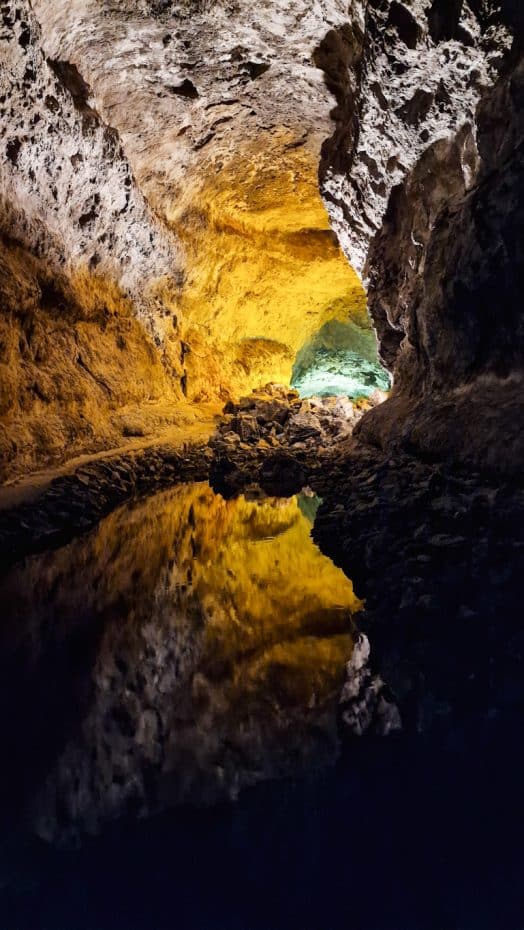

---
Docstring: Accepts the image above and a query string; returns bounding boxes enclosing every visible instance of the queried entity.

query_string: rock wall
[317,0,524,472]
[0,0,189,479]
[2,0,523,478]
[30,0,373,401]
[1,0,371,478]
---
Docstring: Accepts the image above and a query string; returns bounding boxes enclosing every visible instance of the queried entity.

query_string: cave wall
[318,0,524,472]
[2,0,523,478]
[30,0,371,401]
[1,0,370,478]
[0,0,188,479]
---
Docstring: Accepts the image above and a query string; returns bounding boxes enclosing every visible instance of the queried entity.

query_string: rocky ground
[0,437,211,570]
[209,383,386,495]
[0,383,382,566]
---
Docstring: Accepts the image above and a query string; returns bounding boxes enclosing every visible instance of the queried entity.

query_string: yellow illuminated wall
[169,131,368,401]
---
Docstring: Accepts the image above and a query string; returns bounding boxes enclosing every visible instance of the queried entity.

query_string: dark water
[0,481,360,847]
[1,481,523,929]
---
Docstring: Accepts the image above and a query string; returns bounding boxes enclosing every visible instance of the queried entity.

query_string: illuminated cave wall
[1,0,378,480]
[24,0,376,404]
[172,137,370,400]
[0,0,188,480]
[2,0,516,476]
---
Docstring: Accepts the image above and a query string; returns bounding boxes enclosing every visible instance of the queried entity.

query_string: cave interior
[1,0,524,927]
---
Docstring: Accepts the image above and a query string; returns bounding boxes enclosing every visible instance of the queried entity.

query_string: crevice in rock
[169,78,199,98]
[426,0,464,43]
[387,1,422,49]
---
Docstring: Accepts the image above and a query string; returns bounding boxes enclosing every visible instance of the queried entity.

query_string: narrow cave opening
[291,316,391,401]
[173,133,389,410]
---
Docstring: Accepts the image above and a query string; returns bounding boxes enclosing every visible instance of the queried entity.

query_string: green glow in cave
[291,318,391,400]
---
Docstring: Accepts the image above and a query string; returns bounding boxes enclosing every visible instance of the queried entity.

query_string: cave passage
[173,136,380,403]
[0,480,361,845]
[291,317,391,400]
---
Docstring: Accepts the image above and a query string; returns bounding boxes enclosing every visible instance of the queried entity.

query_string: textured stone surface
[10,2,370,395]
[317,0,524,471]
[0,0,183,333]
[318,0,510,277]
[1,0,522,480]
[1,0,369,476]
[313,442,524,738]
[358,45,524,473]
[0,0,190,477]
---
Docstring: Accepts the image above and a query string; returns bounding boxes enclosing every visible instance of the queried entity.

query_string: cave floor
[0,402,220,512]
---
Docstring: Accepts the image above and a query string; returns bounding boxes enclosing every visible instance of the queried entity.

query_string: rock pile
[212,383,386,458]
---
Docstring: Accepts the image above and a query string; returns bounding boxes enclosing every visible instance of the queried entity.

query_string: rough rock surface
[0,438,212,569]
[317,0,524,471]
[314,444,524,737]
[210,383,386,495]
[1,1,182,328]
[0,0,190,477]
[318,0,510,277]
[3,0,519,479]
[1,0,370,480]
[357,44,524,472]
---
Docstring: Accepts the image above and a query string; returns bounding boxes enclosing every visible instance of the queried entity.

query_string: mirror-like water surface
[0,481,361,844]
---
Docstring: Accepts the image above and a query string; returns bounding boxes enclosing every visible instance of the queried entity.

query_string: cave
[1,1,524,928]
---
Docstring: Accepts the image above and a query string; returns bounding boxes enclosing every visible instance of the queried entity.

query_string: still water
[0,481,360,845]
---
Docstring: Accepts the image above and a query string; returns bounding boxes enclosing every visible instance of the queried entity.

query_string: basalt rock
[314,444,524,735]
[2,0,519,480]
[209,383,381,495]
[318,1,524,473]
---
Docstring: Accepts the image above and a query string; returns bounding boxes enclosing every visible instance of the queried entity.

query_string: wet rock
[229,415,259,442]
[338,633,401,738]
[314,442,524,737]
[288,411,323,443]
[0,439,211,569]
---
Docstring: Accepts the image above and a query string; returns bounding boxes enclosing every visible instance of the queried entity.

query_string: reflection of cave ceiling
[0,481,360,843]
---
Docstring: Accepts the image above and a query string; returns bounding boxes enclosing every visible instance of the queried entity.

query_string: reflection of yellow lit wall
[169,132,367,401]
[2,480,363,829]
[168,483,362,664]
[2,480,361,682]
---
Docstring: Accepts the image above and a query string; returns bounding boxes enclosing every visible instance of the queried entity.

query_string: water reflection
[0,482,360,845]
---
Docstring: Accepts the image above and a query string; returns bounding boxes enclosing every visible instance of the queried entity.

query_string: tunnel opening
[172,132,389,409]
[291,316,391,401]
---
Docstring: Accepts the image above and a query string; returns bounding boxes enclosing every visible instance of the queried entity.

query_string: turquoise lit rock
[291,319,390,400]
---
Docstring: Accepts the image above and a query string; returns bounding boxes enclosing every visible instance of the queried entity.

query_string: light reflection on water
[0,481,360,844]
